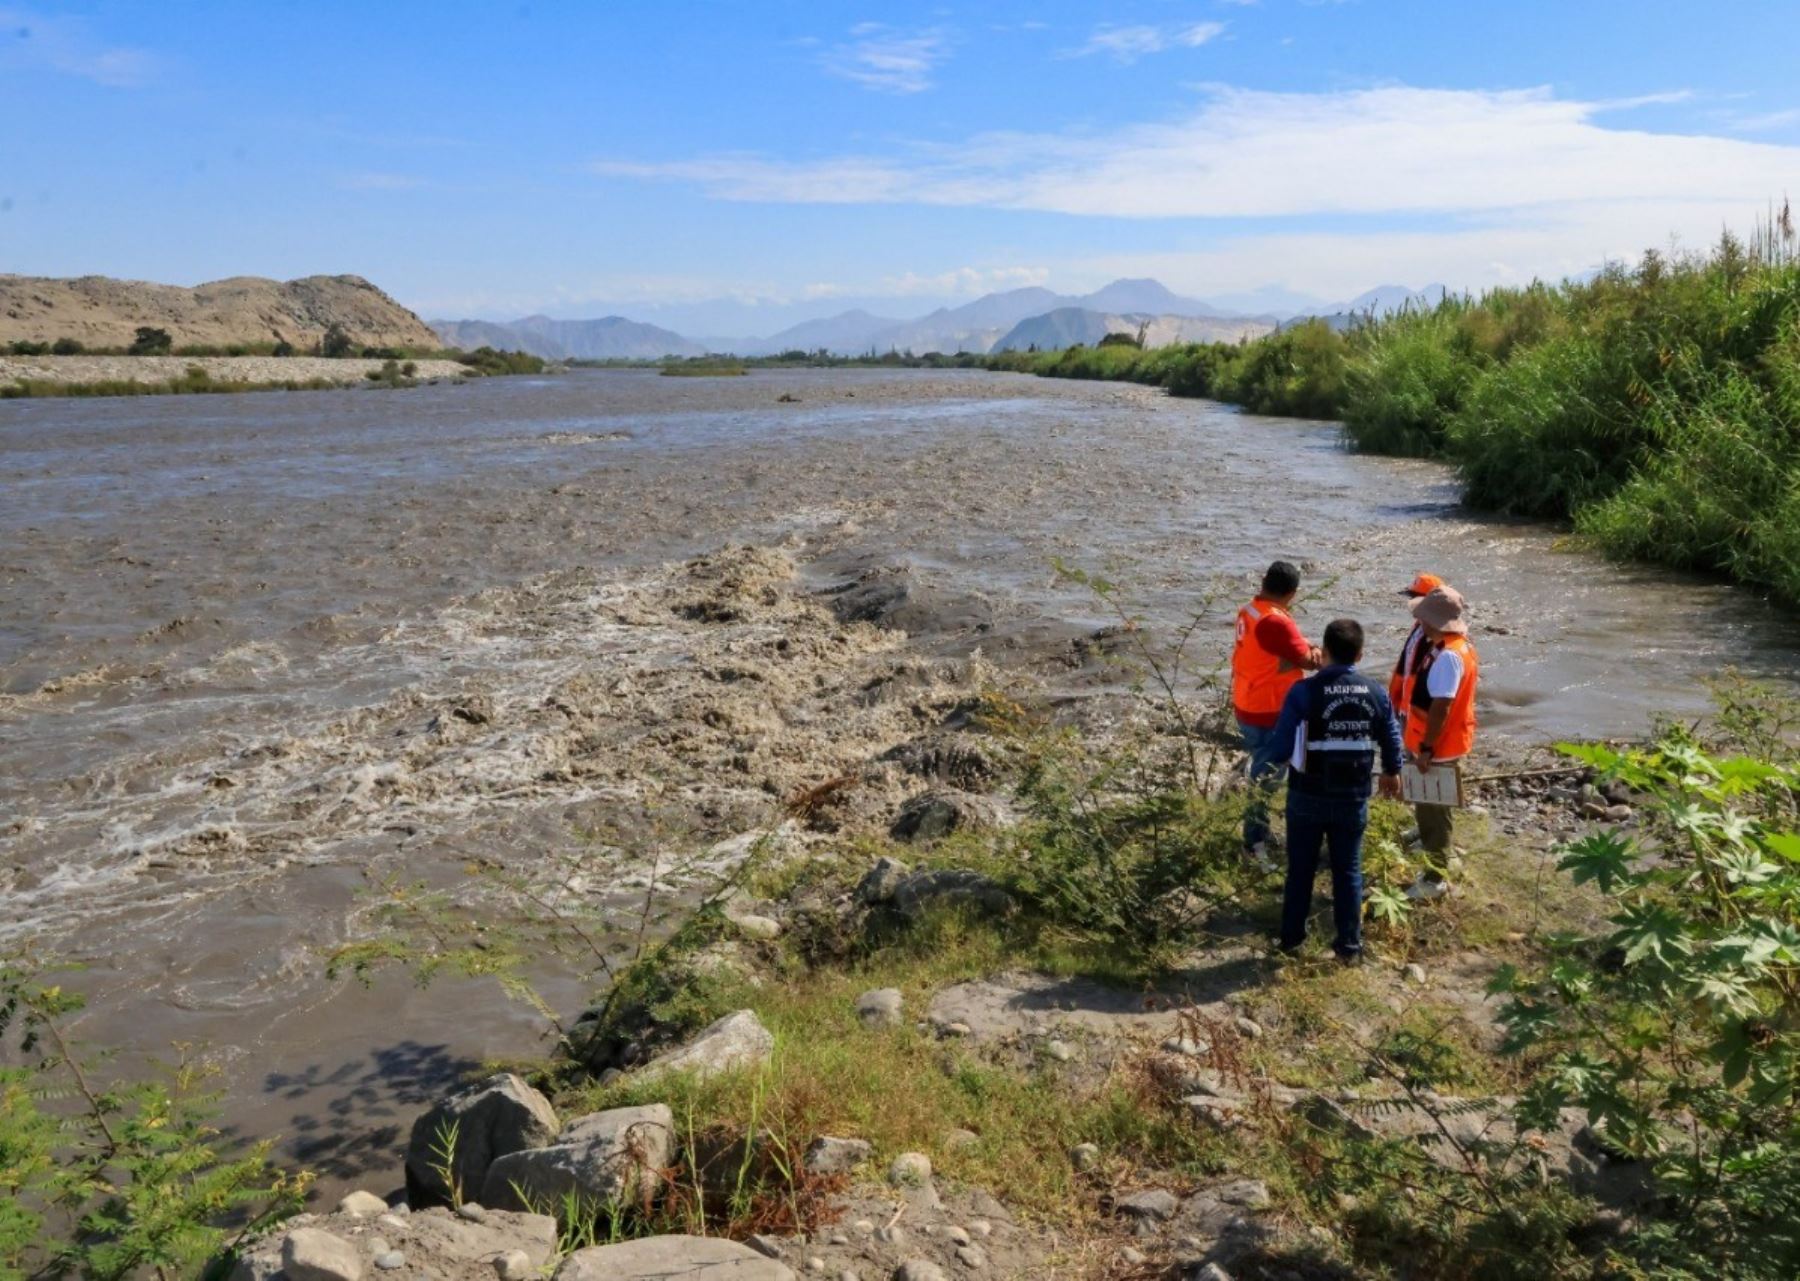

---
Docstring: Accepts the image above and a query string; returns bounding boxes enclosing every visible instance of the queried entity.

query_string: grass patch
[660,361,748,377]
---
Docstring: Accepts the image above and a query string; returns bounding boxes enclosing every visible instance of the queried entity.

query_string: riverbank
[0,353,476,396]
[983,226,1800,608]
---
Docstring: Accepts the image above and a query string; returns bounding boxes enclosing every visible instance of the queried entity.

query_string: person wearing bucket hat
[1389,572,1446,717]
[1399,585,1480,863]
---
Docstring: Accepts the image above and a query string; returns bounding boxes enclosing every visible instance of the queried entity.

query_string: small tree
[50,337,84,355]
[319,324,354,358]
[128,327,172,355]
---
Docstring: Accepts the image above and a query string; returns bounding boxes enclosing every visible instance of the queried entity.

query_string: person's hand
[1414,747,1435,773]
[1307,645,1324,670]
[1378,773,1402,800]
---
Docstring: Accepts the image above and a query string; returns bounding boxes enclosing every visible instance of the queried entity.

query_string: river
[1,368,1792,1199]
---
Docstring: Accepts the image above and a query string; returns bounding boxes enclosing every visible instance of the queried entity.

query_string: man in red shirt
[1232,560,1321,859]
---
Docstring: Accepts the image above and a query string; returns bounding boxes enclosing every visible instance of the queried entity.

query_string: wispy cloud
[593,84,1800,221]
[0,7,157,87]
[820,25,951,94]
[1729,107,1800,133]
[1068,22,1226,64]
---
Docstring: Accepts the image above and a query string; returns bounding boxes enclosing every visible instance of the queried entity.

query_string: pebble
[493,1251,534,1281]
[857,988,904,1029]
[1161,1035,1207,1057]
[1605,804,1633,822]
[455,1202,488,1223]
[337,1190,387,1217]
[968,1219,991,1238]
[1233,1016,1263,1039]
[282,1228,362,1281]
[888,1152,932,1187]
[954,1246,987,1269]
[1070,1142,1100,1171]
[944,1226,972,1246]
[807,1257,826,1273]
[1120,1247,1147,1265]
[1043,1039,1074,1062]
[895,1262,948,1281]
[1403,963,1427,985]
[367,1238,391,1257]
[941,1021,972,1037]
[876,1226,907,1246]
[1193,1265,1233,1281]
[838,1273,860,1281]
[945,1128,979,1150]
[828,1233,849,1245]
[733,913,783,940]
[373,1253,405,1272]
[853,1219,876,1235]
[376,1214,407,1233]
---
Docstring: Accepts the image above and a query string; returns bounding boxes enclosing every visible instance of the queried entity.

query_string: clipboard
[1402,761,1465,807]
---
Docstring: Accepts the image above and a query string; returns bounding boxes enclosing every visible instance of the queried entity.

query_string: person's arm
[1257,613,1320,673]
[1414,699,1451,771]
[1376,688,1405,799]
[1270,681,1307,766]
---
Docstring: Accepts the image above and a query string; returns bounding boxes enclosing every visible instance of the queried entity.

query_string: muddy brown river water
[2,368,1793,1199]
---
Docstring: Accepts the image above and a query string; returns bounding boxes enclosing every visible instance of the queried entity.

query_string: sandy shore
[0,353,473,388]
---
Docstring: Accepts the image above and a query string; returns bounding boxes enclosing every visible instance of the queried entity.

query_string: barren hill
[0,274,442,350]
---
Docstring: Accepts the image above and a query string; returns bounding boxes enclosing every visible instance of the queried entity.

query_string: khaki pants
[1416,802,1454,859]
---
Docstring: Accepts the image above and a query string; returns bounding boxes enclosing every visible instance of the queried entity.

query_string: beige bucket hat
[1411,585,1469,635]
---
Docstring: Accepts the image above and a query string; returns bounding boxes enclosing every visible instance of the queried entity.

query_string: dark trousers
[1280,788,1368,956]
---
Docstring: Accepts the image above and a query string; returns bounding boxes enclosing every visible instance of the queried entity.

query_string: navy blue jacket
[1270,663,1404,801]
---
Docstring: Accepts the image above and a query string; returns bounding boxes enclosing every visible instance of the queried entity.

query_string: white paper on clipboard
[1402,762,1464,807]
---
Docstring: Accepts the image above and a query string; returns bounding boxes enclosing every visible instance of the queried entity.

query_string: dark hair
[1261,560,1301,597]
[1322,618,1364,664]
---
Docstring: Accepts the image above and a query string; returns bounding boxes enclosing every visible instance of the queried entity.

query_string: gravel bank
[0,354,473,388]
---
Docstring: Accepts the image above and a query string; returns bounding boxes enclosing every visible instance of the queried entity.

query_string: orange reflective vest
[1390,623,1428,712]
[1402,634,1480,760]
[1232,598,1304,718]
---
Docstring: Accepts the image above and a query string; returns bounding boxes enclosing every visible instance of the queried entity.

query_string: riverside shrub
[986,218,1800,602]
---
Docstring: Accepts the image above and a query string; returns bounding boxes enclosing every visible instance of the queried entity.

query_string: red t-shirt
[1237,609,1311,728]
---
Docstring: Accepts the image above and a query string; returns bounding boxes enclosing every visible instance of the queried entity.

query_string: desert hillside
[0,273,442,350]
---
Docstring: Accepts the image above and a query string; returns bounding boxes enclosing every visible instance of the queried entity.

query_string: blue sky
[4,1,1800,334]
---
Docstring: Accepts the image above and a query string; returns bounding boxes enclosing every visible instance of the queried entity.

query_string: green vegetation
[318,323,355,358]
[0,960,308,1279]
[126,327,172,356]
[0,372,346,399]
[986,213,1800,603]
[660,359,749,377]
[452,345,547,376]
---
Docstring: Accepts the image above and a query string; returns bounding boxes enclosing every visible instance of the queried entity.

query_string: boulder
[890,790,999,843]
[854,856,911,905]
[805,1135,873,1175]
[482,1104,674,1214]
[405,1072,560,1208]
[554,1235,795,1280]
[637,1009,774,1082]
[1116,1188,1179,1222]
[336,1190,387,1217]
[890,870,1013,923]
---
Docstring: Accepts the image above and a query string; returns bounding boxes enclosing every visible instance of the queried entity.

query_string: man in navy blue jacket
[1270,618,1404,961]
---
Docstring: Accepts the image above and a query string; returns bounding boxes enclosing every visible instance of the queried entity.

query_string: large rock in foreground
[405,1072,560,1208]
[481,1104,674,1214]
[555,1235,796,1279]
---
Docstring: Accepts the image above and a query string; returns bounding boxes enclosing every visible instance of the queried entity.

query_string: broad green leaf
[1557,829,1638,894]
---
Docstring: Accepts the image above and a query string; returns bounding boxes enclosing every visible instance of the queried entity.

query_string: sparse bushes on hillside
[318,323,355,358]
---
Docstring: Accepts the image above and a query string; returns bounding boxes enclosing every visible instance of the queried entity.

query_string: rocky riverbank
[226,601,1659,1280]
[0,353,473,391]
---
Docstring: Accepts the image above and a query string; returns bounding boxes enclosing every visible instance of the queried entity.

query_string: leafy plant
[0,958,308,1280]
[1492,734,1800,1277]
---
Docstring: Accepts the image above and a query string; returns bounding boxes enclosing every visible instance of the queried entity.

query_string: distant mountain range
[430,314,704,360]
[430,278,1448,360]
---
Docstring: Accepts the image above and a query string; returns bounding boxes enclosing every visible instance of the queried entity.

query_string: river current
[2,368,1792,1196]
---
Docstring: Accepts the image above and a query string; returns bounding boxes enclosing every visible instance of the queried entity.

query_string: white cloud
[0,7,156,86]
[879,265,1052,296]
[1730,107,1800,133]
[593,84,1800,223]
[821,25,951,94]
[1070,21,1226,63]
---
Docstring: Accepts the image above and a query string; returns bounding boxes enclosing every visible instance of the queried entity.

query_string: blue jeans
[1238,718,1288,850]
[1280,788,1367,956]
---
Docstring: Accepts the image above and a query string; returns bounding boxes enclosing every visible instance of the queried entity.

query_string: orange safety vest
[1403,634,1480,760]
[1232,598,1304,718]
[1390,623,1428,712]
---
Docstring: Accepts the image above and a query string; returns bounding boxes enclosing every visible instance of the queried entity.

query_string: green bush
[127,327,172,356]
[50,338,84,356]
[319,324,355,358]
